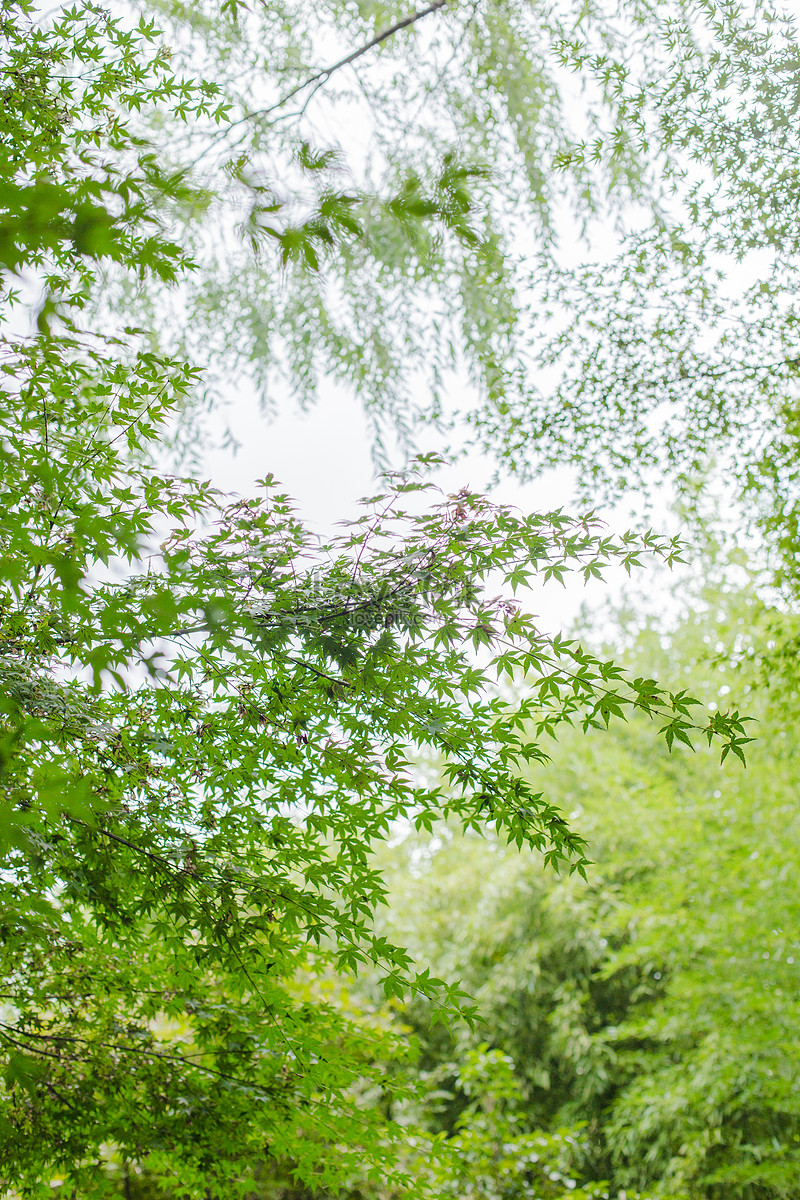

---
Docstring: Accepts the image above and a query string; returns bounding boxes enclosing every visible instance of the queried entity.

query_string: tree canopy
[0,0,794,1195]
[86,0,800,577]
[378,573,800,1199]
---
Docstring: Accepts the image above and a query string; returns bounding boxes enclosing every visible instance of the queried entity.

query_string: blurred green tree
[378,576,800,1199]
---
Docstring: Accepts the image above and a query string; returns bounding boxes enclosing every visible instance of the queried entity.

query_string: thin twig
[257,0,449,120]
[189,0,450,168]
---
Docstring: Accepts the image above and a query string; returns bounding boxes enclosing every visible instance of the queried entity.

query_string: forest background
[1,0,799,1198]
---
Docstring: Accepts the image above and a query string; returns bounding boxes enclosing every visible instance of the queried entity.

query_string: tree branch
[256,0,450,119]
[201,0,450,158]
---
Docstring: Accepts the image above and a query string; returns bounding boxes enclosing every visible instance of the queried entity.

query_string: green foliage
[96,0,654,447]
[3,359,744,1191]
[7,0,799,1195]
[0,0,217,294]
[101,0,800,596]
[378,579,800,1199]
[407,1048,623,1200]
[12,0,798,569]
[0,2,754,1195]
[477,2,800,586]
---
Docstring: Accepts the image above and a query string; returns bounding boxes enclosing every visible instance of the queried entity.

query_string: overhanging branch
[204,0,451,153]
